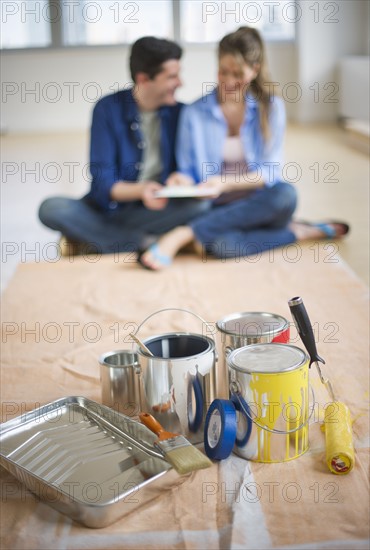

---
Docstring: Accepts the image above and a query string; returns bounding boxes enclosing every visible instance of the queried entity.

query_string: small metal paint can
[99,350,141,416]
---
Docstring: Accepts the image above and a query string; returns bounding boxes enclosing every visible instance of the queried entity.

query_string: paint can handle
[134,307,217,353]
[230,385,316,435]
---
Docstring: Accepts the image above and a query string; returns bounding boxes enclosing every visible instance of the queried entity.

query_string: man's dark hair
[129,36,182,82]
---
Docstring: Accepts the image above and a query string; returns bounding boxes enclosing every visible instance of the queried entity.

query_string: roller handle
[288,296,325,367]
[139,412,179,441]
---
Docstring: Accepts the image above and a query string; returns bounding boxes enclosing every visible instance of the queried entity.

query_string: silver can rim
[137,332,215,361]
[99,349,139,367]
[216,311,290,337]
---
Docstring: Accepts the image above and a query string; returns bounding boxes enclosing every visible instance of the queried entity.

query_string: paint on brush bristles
[155,436,212,475]
[139,412,212,475]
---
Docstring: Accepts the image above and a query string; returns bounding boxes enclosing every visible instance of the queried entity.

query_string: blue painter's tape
[204,399,237,460]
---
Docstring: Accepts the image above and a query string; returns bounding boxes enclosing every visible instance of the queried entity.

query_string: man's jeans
[39,196,211,253]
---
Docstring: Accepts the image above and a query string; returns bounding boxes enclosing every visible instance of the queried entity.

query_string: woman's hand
[165,172,195,187]
[198,173,264,198]
[196,176,225,198]
[141,182,169,210]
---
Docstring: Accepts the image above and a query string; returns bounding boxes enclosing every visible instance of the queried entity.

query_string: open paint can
[216,311,290,398]
[134,309,217,444]
[227,343,310,462]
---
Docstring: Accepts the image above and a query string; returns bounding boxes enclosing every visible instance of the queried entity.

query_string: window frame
[1,0,296,52]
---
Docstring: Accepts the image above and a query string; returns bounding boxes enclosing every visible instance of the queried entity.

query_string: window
[62,1,173,46]
[180,1,296,43]
[1,0,52,48]
[0,0,295,50]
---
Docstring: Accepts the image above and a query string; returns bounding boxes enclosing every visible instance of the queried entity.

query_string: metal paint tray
[0,396,182,528]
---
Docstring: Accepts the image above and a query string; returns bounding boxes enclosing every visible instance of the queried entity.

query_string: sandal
[137,243,172,271]
[295,220,350,239]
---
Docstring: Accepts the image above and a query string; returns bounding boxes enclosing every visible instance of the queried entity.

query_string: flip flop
[296,220,350,239]
[137,243,172,271]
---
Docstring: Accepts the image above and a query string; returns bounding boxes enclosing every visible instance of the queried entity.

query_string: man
[39,36,209,255]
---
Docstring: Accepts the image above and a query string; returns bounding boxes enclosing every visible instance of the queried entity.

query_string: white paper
[154,186,217,198]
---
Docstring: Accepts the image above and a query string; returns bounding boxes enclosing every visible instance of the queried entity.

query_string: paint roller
[288,297,355,474]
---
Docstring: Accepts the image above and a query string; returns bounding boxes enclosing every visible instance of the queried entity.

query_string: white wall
[295,0,369,122]
[1,0,369,133]
[1,41,296,133]
[338,56,370,122]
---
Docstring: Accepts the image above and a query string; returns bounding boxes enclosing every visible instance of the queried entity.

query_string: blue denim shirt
[176,88,286,187]
[86,88,183,210]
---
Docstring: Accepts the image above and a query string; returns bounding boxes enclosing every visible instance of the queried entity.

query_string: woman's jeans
[190,182,297,259]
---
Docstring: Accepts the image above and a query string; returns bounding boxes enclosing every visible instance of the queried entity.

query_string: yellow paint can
[227,343,310,462]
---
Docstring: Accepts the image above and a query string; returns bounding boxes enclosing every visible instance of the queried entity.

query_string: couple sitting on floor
[39,29,349,271]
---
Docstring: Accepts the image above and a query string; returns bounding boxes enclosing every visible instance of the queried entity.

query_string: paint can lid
[228,343,308,374]
[216,312,289,337]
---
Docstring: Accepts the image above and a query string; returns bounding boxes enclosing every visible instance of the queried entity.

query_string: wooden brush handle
[139,412,179,441]
[130,333,154,356]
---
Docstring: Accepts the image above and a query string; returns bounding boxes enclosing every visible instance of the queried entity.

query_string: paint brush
[139,413,212,475]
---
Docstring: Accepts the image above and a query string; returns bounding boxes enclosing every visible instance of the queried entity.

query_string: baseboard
[341,117,370,155]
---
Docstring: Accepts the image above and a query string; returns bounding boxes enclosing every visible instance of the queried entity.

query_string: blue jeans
[39,196,211,253]
[190,182,297,259]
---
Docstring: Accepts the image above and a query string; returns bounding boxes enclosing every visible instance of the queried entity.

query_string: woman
[139,27,348,270]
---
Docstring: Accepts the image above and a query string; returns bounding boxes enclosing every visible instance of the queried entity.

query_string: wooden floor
[1,123,369,290]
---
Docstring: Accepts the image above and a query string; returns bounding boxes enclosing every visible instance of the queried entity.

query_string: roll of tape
[204,399,237,460]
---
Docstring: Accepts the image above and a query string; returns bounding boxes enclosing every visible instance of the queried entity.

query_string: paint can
[99,350,141,416]
[227,343,310,462]
[134,309,217,444]
[216,311,290,398]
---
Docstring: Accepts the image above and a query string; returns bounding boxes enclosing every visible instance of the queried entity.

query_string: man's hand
[141,181,169,210]
[165,172,195,187]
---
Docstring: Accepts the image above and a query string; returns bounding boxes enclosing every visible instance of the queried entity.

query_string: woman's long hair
[218,27,274,140]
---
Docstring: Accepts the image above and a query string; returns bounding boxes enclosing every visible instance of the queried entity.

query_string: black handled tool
[288,296,325,367]
[288,296,335,400]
